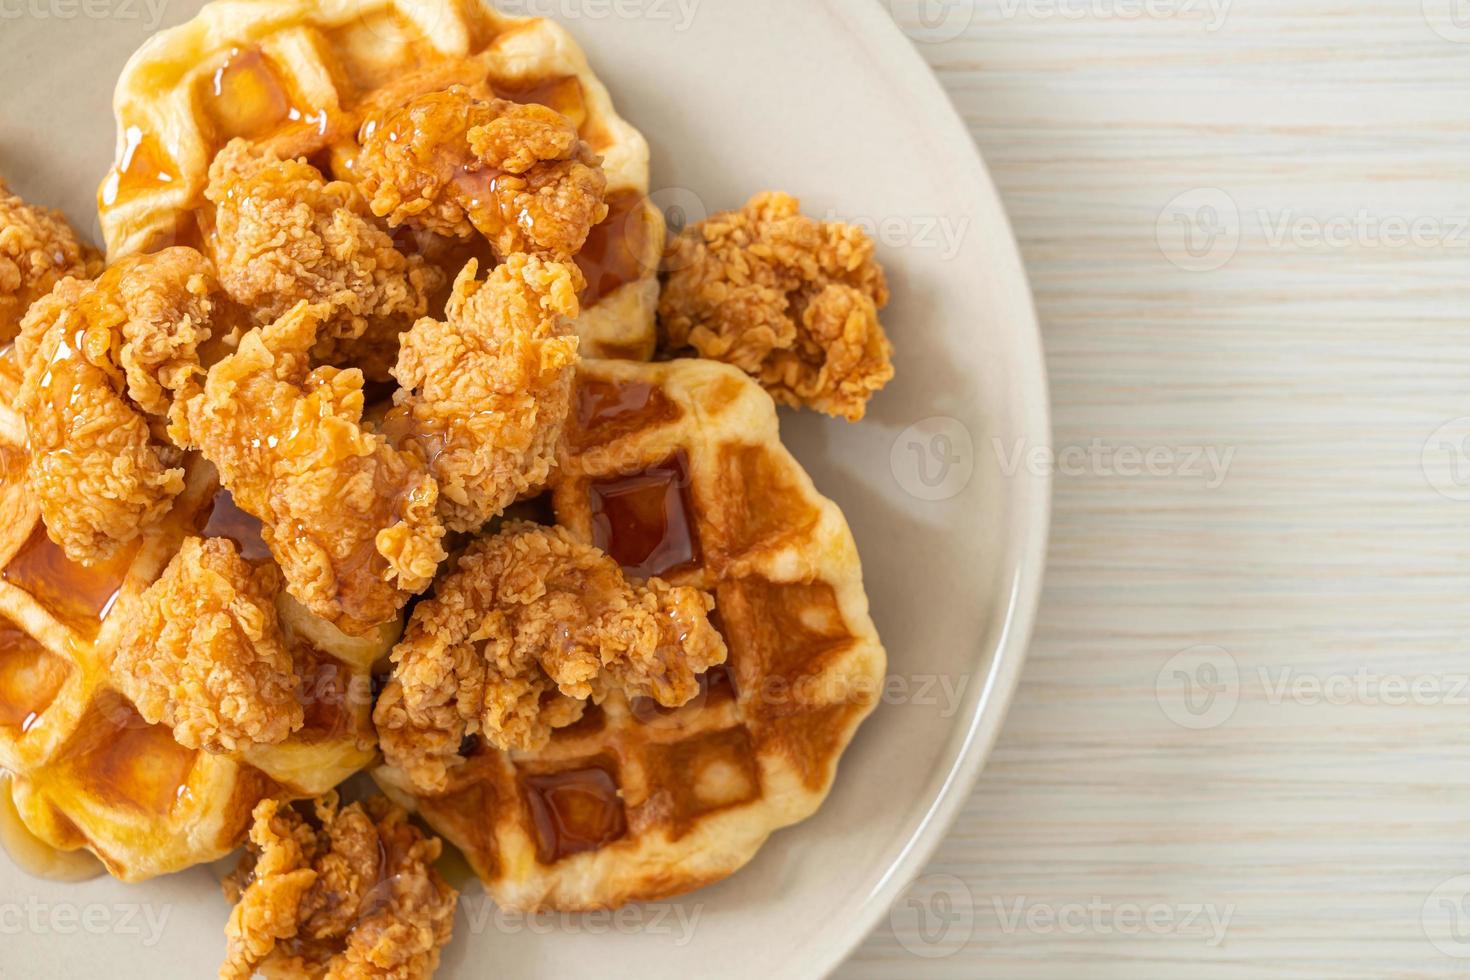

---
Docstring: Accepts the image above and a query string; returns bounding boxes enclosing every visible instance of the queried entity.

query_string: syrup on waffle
[97,0,664,360]
[0,369,393,880]
[373,358,887,911]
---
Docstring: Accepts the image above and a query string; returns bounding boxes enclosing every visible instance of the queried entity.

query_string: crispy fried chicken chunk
[15,249,220,563]
[221,794,457,980]
[659,191,894,421]
[354,86,608,260]
[171,301,447,635]
[375,523,727,792]
[206,140,440,380]
[388,256,580,532]
[112,537,303,753]
[0,178,102,344]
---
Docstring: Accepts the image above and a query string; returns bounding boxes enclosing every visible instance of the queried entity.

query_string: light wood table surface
[843,1,1470,976]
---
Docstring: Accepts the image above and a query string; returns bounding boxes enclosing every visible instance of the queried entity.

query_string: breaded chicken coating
[375,523,727,793]
[353,86,608,260]
[388,256,580,532]
[659,191,894,421]
[0,177,102,344]
[15,249,219,563]
[221,794,457,980]
[206,140,440,380]
[112,537,304,753]
[171,301,447,635]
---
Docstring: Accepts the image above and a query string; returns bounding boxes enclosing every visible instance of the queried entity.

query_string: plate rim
[808,2,1052,976]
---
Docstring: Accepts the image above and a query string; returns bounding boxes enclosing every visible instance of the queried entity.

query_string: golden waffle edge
[98,0,664,360]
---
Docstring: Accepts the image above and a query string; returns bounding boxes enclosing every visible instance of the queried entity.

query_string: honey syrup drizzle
[2,525,132,638]
[201,488,271,563]
[588,452,700,580]
[520,759,628,864]
[575,191,653,306]
[99,125,178,208]
[0,618,70,733]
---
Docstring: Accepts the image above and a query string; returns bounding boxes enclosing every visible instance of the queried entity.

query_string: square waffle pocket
[0,361,392,881]
[373,358,888,911]
[97,0,664,360]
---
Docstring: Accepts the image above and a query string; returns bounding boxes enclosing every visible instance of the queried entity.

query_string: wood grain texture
[843,1,1470,976]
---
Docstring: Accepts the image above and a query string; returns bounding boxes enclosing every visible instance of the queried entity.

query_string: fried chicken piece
[112,537,303,753]
[171,301,447,635]
[14,248,222,563]
[0,177,102,344]
[206,140,440,380]
[221,794,457,980]
[659,191,895,421]
[354,86,608,260]
[375,523,727,792]
[388,256,580,533]
[17,247,220,412]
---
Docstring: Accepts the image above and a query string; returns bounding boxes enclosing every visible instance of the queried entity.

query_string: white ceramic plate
[0,1,1050,975]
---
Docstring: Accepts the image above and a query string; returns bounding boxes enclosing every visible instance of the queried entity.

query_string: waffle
[97,0,663,360]
[373,358,887,911]
[0,357,391,882]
